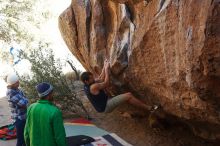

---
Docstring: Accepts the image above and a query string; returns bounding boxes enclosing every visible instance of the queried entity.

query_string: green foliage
[0,0,34,43]
[0,0,53,65]
[0,0,51,45]
[18,42,89,117]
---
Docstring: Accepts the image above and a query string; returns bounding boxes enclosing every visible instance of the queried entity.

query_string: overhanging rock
[59,0,220,140]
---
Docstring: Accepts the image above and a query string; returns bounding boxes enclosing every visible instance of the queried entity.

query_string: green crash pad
[64,123,109,137]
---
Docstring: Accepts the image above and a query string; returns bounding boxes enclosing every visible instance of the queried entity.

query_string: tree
[0,0,33,44]
[18,42,89,118]
[0,0,50,44]
[66,60,81,80]
[0,0,52,64]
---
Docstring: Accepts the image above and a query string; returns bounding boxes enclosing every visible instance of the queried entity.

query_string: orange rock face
[59,0,220,139]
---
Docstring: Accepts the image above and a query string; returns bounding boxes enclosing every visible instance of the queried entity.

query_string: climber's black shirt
[84,84,108,112]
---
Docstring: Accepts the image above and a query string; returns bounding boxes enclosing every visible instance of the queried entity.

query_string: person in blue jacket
[6,73,28,146]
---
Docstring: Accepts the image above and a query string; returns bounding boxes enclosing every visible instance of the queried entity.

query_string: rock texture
[59,0,220,140]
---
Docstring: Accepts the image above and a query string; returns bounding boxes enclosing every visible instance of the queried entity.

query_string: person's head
[80,72,95,85]
[36,82,54,101]
[6,73,19,89]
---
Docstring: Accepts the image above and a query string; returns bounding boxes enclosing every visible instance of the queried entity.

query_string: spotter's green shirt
[24,100,67,146]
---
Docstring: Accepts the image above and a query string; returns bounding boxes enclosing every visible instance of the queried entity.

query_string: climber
[81,59,158,113]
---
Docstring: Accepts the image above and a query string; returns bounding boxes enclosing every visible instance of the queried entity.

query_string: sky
[0,0,85,98]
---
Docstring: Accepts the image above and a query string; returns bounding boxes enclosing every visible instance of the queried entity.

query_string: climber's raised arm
[95,59,108,82]
[90,61,110,94]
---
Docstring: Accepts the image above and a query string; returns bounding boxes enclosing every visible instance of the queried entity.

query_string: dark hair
[80,72,93,83]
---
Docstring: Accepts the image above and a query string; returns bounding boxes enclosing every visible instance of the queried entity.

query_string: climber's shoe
[150,104,161,112]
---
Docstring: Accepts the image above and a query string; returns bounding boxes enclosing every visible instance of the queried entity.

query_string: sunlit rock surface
[59,0,220,140]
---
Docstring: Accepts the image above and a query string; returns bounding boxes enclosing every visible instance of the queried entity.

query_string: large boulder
[59,0,220,140]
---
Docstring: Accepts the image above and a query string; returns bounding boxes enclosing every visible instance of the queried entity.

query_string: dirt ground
[71,81,219,146]
[82,98,219,146]
[0,97,13,126]
[1,92,219,146]
[0,97,16,146]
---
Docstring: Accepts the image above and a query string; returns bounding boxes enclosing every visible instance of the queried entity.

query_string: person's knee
[122,92,133,101]
[125,92,132,96]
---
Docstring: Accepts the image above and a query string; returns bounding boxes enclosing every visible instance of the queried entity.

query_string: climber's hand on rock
[105,61,110,70]
[104,59,108,66]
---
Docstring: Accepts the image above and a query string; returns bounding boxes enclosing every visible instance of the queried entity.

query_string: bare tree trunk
[66,60,79,80]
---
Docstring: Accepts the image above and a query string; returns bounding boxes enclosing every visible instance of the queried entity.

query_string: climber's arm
[91,62,110,95]
[95,59,108,82]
